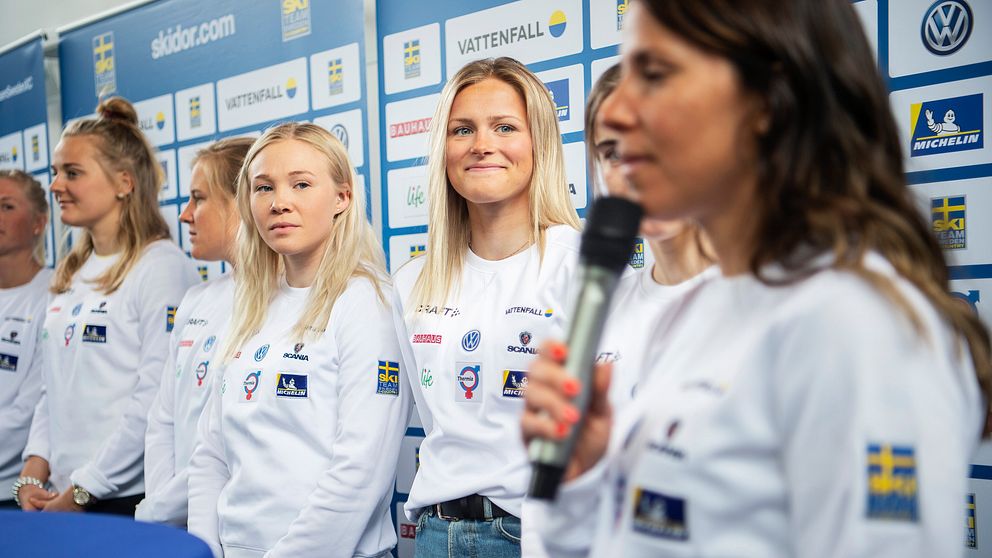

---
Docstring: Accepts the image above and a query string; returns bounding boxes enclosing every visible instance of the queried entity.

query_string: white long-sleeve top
[136,274,234,525]
[23,240,198,497]
[187,276,412,558]
[392,225,581,520]
[535,253,983,558]
[0,268,51,493]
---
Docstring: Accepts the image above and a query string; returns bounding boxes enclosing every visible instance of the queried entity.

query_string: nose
[50,173,66,196]
[599,72,637,134]
[469,130,494,156]
[179,198,194,224]
[270,185,292,213]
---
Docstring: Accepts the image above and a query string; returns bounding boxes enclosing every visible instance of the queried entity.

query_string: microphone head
[580,196,644,271]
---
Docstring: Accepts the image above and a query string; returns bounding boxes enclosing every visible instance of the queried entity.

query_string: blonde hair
[0,169,48,265]
[224,123,387,360]
[51,96,170,294]
[192,137,254,200]
[411,57,580,309]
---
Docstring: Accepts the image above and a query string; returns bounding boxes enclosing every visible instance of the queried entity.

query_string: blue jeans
[414,509,521,558]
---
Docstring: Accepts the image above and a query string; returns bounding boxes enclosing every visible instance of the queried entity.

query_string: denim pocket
[494,515,521,543]
[415,509,431,535]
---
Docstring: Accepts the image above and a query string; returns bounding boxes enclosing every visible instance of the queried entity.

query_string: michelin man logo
[926,108,959,134]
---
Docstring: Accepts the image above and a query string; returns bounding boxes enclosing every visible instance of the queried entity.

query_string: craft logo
[632,488,689,541]
[330,124,349,148]
[390,117,431,138]
[281,0,311,42]
[501,370,527,398]
[0,353,17,372]
[243,370,261,400]
[377,360,400,395]
[629,238,645,269]
[931,195,966,250]
[254,343,270,362]
[545,79,570,122]
[167,306,177,332]
[92,32,117,97]
[952,289,980,313]
[31,135,39,162]
[415,304,460,317]
[505,306,554,318]
[410,244,426,258]
[508,331,536,354]
[910,93,983,157]
[412,333,441,344]
[617,0,629,31]
[967,493,977,548]
[82,324,107,343]
[276,373,308,397]
[456,10,568,55]
[286,78,298,99]
[866,443,918,521]
[328,58,344,96]
[195,361,208,386]
[456,362,481,401]
[403,40,421,79]
[921,0,973,56]
[461,330,481,352]
[189,96,202,128]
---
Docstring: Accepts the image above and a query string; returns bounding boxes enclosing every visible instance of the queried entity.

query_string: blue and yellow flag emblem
[866,443,918,522]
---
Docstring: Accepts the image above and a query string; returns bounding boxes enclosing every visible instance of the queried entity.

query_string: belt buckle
[434,503,458,521]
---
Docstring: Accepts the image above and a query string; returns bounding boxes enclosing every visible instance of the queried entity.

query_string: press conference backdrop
[58,0,370,282]
[0,34,57,268]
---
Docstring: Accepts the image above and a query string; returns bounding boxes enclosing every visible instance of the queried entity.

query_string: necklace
[469,237,533,260]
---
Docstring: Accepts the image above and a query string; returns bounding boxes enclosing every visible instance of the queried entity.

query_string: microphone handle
[527,264,621,500]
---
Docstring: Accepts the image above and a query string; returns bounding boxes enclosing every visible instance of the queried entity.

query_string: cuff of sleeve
[532,459,610,555]
[21,441,49,463]
[70,466,114,499]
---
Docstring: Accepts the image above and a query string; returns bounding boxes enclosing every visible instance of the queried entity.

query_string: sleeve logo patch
[866,443,918,522]
[632,487,688,541]
[377,360,400,396]
[0,353,18,372]
[501,370,527,398]
[275,373,308,398]
[81,324,107,343]
[166,306,177,332]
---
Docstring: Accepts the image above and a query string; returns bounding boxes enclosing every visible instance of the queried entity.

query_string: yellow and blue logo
[10,146,17,162]
[629,238,645,269]
[281,0,312,42]
[155,111,166,130]
[377,360,400,396]
[328,58,344,95]
[31,135,39,162]
[92,32,117,98]
[910,93,983,157]
[967,493,977,548]
[189,96,202,128]
[0,353,18,372]
[197,265,209,281]
[866,443,918,522]
[502,370,527,398]
[545,78,570,122]
[931,195,966,250]
[617,0,629,31]
[286,77,298,99]
[410,244,426,258]
[415,446,421,471]
[548,10,568,38]
[544,308,554,318]
[404,39,421,79]
[166,305,177,332]
[632,487,688,541]
[275,373,308,398]
[82,324,108,343]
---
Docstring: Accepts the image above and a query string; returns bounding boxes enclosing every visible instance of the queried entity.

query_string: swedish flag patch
[866,443,918,522]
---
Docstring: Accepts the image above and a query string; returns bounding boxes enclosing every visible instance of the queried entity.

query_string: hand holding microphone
[524,196,643,500]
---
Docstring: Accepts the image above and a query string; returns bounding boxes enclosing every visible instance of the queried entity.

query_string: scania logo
[921,0,973,56]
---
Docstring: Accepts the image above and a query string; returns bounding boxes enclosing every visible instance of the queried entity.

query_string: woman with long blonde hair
[16,97,198,516]
[188,123,410,558]
[523,1,990,556]
[136,136,253,526]
[0,170,51,509]
[392,57,581,557]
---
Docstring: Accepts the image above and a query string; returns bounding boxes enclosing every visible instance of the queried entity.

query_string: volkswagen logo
[921,0,973,56]
[330,124,349,148]
[461,329,481,352]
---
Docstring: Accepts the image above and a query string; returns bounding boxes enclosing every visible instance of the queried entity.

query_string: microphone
[527,196,643,500]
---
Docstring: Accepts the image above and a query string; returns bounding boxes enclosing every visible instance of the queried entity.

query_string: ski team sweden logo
[866,443,918,522]
[92,32,117,97]
[404,39,421,79]
[281,0,311,42]
[931,195,966,250]
[189,96,202,128]
[166,306,177,332]
[629,238,645,269]
[328,58,344,95]
[910,93,983,157]
[377,360,400,396]
[967,493,977,548]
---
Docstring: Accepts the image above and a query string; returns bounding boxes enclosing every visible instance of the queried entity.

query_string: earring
[116,193,126,200]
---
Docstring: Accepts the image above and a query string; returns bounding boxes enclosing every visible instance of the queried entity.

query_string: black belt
[433,495,512,521]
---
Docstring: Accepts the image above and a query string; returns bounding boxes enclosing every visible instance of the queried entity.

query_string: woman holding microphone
[523,2,988,557]
[188,123,410,558]
[17,96,198,515]
[136,137,253,526]
[392,57,581,557]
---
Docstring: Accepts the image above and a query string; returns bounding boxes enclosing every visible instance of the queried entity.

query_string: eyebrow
[252,170,317,181]
[449,114,524,125]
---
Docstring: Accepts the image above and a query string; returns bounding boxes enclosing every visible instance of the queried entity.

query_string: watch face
[72,486,90,506]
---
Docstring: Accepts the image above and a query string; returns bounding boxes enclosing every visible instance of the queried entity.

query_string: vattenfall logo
[140,112,167,133]
[224,78,298,110]
[910,93,983,157]
[921,0,973,56]
[456,10,568,55]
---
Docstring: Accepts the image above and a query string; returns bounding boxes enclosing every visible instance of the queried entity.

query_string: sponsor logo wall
[0,36,56,267]
[59,0,370,282]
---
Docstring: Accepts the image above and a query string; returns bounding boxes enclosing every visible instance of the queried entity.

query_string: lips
[269,222,299,231]
[466,163,505,171]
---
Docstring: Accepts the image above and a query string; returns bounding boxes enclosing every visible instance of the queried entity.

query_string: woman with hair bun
[0,170,51,509]
[136,136,254,526]
[16,96,198,516]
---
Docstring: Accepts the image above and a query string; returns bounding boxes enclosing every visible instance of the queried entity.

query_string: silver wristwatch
[72,484,97,508]
[11,476,46,507]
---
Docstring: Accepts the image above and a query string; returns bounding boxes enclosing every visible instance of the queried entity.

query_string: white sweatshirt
[0,268,52,493]
[137,274,234,525]
[187,277,412,558]
[23,240,199,497]
[392,225,581,520]
[535,254,983,558]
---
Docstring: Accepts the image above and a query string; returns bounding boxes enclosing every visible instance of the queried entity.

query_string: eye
[66,170,79,179]
[450,126,472,137]
[253,183,272,193]
[495,124,516,134]
[293,181,311,189]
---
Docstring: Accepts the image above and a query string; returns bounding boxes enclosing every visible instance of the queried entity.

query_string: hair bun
[95,96,139,126]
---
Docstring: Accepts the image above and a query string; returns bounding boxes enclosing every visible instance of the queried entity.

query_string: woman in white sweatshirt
[0,170,51,509]
[136,137,253,526]
[188,123,410,558]
[17,96,198,515]
[522,2,990,557]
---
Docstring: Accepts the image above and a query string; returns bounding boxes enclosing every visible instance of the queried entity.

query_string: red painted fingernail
[556,422,570,438]
[563,378,581,397]
[563,405,580,424]
[551,344,567,361]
